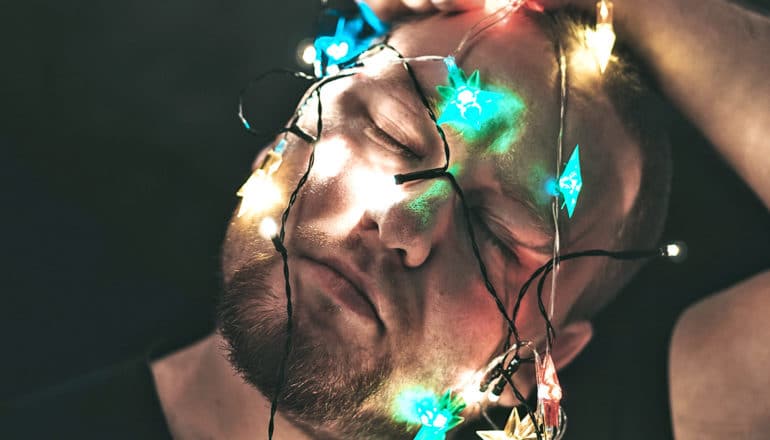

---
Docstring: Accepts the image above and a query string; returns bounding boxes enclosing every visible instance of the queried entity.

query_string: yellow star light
[476,408,538,440]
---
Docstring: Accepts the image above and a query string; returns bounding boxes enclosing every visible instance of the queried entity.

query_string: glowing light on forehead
[350,167,406,214]
[435,57,525,150]
[312,137,351,178]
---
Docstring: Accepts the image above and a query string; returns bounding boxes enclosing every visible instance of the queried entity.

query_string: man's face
[219,9,640,439]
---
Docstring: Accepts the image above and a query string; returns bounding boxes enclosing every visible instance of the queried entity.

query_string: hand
[366,0,600,21]
[365,0,485,21]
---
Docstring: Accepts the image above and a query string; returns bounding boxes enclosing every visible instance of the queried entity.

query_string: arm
[669,270,770,439]
[612,0,770,210]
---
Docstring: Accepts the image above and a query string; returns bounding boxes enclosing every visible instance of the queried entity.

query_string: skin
[153,9,643,440]
[379,1,770,438]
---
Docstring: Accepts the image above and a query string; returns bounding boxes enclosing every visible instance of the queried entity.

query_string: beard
[217,254,414,439]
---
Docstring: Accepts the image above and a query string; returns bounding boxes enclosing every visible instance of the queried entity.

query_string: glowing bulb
[300,43,316,65]
[326,41,350,60]
[312,138,350,178]
[487,392,500,403]
[236,170,282,217]
[585,0,616,73]
[456,371,486,405]
[258,217,279,239]
[666,244,680,257]
[663,241,687,262]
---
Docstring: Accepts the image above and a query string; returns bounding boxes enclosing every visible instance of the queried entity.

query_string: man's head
[218,7,671,439]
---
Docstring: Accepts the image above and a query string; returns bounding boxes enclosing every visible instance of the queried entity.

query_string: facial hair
[217,253,416,439]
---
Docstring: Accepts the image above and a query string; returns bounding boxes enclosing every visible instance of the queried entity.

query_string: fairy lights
[535,353,562,429]
[394,389,467,440]
[236,140,287,217]
[437,57,506,132]
[233,2,690,440]
[585,0,616,73]
[313,0,388,77]
[476,407,538,440]
[557,145,583,218]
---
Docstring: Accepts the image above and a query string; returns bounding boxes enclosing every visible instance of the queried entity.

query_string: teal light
[557,145,583,218]
[435,58,525,153]
[393,388,466,440]
[436,57,505,132]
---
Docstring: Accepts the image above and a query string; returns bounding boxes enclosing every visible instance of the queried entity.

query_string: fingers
[366,0,485,21]
[431,0,485,12]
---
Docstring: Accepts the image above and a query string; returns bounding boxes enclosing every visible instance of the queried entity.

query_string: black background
[2,1,769,439]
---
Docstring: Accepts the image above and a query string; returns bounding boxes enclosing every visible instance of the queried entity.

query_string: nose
[359,178,455,268]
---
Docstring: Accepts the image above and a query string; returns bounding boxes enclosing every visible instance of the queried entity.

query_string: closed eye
[365,120,421,161]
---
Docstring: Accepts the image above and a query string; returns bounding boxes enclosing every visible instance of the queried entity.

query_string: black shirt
[2,355,173,440]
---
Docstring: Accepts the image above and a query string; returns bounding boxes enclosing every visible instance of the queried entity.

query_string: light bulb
[585,0,616,73]
[300,44,316,65]
[258,217,279,239]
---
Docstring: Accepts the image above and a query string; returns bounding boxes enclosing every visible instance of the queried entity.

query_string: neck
[151,333,311,440]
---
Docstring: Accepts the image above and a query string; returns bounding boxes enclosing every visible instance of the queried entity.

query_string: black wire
[266,88,321,439]
[238,69,315,138]
[265,69,354,439]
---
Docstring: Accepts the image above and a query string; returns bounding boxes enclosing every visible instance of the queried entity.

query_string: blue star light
[436,57,505,131]
[313,0,388,76]
[557,145,583,218]
[394,388,467,440]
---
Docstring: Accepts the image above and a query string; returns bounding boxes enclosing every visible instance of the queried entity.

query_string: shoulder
[669,270,770,440]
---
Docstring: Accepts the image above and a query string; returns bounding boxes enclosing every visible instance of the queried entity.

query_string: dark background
[1,1,769,439]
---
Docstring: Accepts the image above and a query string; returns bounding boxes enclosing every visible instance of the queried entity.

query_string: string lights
[585,0,616,73]
[233,1,680,439]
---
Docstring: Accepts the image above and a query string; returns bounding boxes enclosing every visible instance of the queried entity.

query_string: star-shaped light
[536,353,563,429]
[313,0,388,76]
[436,57,505,131]
[476,408,538,440]
[557,145,583,218]
[413,390,467,440]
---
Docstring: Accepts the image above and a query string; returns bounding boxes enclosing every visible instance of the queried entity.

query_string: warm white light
[487,392,501,403]
[296,39,317,66]
[456,371,486,405]
[301,44,316,65]
[666,244,681,257]
[586,0,616,73]
[236,170,282,217]
[312,138,350,179]
[258,217,279,239]
[585,26,616,73]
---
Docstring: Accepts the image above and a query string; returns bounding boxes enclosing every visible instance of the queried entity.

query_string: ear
[496,321,593,406]
[551,320,593,370]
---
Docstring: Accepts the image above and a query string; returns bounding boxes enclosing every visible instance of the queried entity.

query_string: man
[5,1,768,440]
[153,5,671,439]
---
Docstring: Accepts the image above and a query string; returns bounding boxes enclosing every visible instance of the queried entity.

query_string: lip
[302,255,385,330]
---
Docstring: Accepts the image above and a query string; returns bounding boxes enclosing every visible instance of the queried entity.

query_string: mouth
[301,255,385,331]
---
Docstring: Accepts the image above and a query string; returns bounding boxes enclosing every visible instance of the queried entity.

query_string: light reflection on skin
[221,8,643,438]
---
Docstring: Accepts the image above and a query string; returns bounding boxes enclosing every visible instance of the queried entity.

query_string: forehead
[387,11,564,216]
